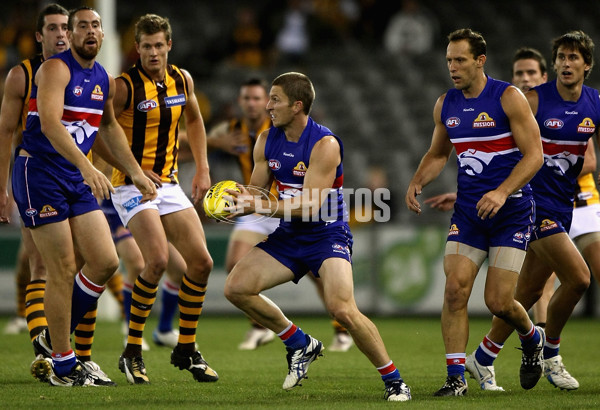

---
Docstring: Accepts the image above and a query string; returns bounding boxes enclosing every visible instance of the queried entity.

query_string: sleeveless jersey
[18,55,44,130]
[531,80,600,213]
[574,172,600,208]
[112,61,188,187]
[264,117,346,232]
[20,49,108,181]
[441,76,531,207]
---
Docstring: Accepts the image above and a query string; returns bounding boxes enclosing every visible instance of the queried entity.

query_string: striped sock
[25,280,47,341]
[124,276,157,357]
[74,301,97,362]
[446,353,466,380]
[159,278,180,333]
[377,360,401,384]
[177,275,206,351]
[543,335,560,359]
[52,349,76,378]
[71,271,104,333]
[278,322,307,350]
[518,322,540,348]
[475,335,503,366]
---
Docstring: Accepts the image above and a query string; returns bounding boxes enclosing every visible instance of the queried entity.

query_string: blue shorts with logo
[531,204,572,241]
[447,195,535,251]
[256,221,353,283]
[12,156,99,228]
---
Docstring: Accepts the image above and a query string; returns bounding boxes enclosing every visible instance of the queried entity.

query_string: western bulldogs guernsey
[20,49,109,181]
[264,117,347,233]
[442,76,532,208]
[531,80,600,214]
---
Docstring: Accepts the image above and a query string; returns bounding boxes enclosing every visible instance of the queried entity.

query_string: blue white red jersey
[20,49,109,181]
[531,80,600,213]
[441,75,531,207]
[264,117,347,232]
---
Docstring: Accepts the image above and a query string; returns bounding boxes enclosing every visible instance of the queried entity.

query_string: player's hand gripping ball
[203,180,241,220]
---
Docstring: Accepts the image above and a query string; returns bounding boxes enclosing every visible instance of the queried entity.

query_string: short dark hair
[512,47,547,77]
[68,6,99,32]
[448,28,486,59]
[272,72,315,115]
[241,77,269,93]
[135,14,172,43]
[552,30,595,78]
[36,3,68,34]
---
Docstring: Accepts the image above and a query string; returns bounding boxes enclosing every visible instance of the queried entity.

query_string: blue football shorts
[256,221,353,283]
[12,156,100,228]
[531,203,572,241]
[447,196,535,251]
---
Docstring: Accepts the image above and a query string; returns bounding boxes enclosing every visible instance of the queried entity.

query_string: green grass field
[0,315,598,409]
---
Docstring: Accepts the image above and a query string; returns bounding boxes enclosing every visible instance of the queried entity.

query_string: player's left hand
[223,184,255,218]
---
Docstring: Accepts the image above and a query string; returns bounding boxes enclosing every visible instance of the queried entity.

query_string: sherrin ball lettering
[203,180,241,220]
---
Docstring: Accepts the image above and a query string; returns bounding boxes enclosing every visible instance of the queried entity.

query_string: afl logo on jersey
[73,86,84,97]
[268,159,281,170]
[137,100,158,112]
[544,118,564,129]
[446,117,460,128]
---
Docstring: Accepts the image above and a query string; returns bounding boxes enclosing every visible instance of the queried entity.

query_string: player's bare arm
[406,94,454,215]
[0,65,27,222]
[475,85,542,219]
[36,58,113,200]
[181,69,210,204]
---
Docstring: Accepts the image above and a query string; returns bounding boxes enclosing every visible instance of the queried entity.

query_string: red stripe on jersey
[29,98,37,112]
[453,136,517,155]
[62,109,102,127]
[542,141,587,156]
[332,174,343,188]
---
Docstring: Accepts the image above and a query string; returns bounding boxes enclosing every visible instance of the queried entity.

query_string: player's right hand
[81,165,114,200]
[424,192,457,212]
[131,173,158,203]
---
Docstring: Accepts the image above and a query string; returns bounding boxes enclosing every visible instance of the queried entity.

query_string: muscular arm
[181,69,210,204]
[476,86,543,219]
[405,94,455,214]
[0,65,26,221]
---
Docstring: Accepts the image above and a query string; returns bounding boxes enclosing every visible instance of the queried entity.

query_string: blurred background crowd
[2,0,600,226]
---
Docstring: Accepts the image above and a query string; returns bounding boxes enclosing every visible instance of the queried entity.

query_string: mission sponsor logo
[164,94,186,108]
[137,99,158,112]
[292,161,307,177]
[577,117,596,133]
[540,218,558,232]
[91,85,104,101]
[39,204,58,218]
[446,117,460,128]
[472,112,496,128]
[544,118,564,129]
